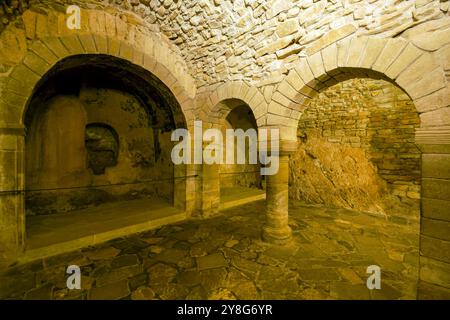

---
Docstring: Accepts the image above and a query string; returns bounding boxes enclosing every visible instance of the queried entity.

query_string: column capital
[279,139,298,155]
[258,138,298,156]
[416,126,450,154]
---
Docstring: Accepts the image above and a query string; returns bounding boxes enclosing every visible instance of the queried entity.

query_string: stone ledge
[416,126,450,148]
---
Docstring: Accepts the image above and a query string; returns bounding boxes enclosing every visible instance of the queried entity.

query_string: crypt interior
[0,0,449,300]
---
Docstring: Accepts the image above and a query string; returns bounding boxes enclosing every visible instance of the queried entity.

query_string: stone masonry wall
[1,0,449,88]
[290,78,421,220]
[25,85,175,216]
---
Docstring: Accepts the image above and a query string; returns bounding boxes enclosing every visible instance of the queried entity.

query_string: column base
[262,225,292,245]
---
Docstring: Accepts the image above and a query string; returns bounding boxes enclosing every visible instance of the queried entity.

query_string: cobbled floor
[0,200,420,300]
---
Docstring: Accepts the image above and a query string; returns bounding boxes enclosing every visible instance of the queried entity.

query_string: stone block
[359,37,386,69]
[422,154,450,179]
[422,198,450,221]
[420,235,450,264]
[422,218,450,241]
[104,13,116,38]
[306,24,357,56]
[420,256,450,289]
[414,86,450,113]
[107,37,121,56]
[276,44,302,59]
[196,253,228,271]
[255,35,296,58]
[285,69,304,92]
[396,53,440,89]
[268,100,291,117]
[412,29,450,52]
[420,107,450,127]
[0,91,28,112]
[89,279,130,300]
[119,41,133,61]
[418,280,450,299]
[22,10,37,40]
[385,44,423,79]
[407,67,446,100]
[307,52,325,78]
[30,41,58,65]
[92,34,108,54]
[266,113,297,127]
[295,60,315,85]
[23,51,50,76]
[346,37,368,67]
[321,42,338,73]
[422,178,450,201]
[276,19,299,38]
[78,34,97,54]
[60,35,84,54]
[9,64,40,96]
[337,37,351,68]
[36,13,49,38]
[41,37,70,59]
[24,284,53,300]
[372,38,407,73]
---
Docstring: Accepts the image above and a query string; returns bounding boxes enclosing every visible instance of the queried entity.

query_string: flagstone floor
[0,200,419,300]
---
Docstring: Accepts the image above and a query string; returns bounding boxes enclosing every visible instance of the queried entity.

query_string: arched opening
[215,99,265,210]
[24,54,187,250]
[289,77,421,299]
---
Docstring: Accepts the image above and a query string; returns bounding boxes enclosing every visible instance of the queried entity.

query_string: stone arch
[0,9,199,265]
[270,35,449,142]
[195,81,266,217]
[0,10,196,128]
[271,34,450,296]
[198,81,266,128]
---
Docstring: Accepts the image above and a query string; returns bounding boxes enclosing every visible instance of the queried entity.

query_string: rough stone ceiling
[2,0,450,88]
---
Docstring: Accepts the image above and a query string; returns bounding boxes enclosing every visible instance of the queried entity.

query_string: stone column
[198,120,222,217]
[262,139,297,245]
[0,127,25,268]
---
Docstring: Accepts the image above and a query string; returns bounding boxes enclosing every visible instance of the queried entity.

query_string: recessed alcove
[22,54,188,256]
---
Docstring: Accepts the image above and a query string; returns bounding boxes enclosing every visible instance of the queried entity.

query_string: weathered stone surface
[89,280,130,300]
[418,280,450,299]
[411,29,450,51]
[0,0,449,302]
[291,78,420,218]
[85,246,120,261]
[197,253,228,271]
[131,287,156,300]
[420,256,450,289]
[422,178,450,201]
[0,200,420,299]
[422,198,450,221]
[421,235,450,264]
[306,24,357,56]
[24,284,54,300]
[422,154,450,179]
[422,218,450,241]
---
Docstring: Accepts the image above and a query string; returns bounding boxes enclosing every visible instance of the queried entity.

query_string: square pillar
[0,128,25,268]
[417,127,450,299]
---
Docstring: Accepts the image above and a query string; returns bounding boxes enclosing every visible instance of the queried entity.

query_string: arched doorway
[217,100,265,210]
[23,54,188,254]
[288,75,421,299]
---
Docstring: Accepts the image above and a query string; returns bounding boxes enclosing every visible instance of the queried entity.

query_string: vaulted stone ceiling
[1,0,449,88]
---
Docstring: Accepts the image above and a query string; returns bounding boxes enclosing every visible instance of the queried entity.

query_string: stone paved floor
[0,200,420,300]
